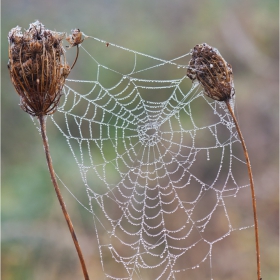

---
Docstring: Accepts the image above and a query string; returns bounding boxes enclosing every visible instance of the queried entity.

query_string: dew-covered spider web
[43,35,253,279]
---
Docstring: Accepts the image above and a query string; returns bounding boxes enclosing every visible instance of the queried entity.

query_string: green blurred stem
[38,115,90,280]
[225,100,261,280]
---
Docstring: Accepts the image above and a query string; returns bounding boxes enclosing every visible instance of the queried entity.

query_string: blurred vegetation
[2,0,278,279]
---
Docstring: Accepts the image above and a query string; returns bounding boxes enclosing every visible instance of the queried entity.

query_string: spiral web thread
[48,36,253,279]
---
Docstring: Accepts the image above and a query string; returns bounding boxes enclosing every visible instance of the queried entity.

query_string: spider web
[47,36,253,280]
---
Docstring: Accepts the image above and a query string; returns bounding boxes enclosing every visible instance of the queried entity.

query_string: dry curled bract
[8,21,70,116]
[187,43,235,101]
[66,28,84,48]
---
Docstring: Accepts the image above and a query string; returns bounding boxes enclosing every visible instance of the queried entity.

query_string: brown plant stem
[38,114,90,280]
[225,100,261,280]
[71,46,79,70]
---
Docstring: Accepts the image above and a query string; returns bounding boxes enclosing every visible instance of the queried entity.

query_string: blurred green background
[2,0,278,279]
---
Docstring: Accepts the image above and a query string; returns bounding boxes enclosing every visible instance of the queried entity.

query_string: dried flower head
[66,28,84,48]
[8,21,70,116]
[187,43,235,101]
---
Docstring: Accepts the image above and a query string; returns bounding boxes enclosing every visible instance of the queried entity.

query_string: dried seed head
[66,28,84,48]
[187,43,235,101]
[8,21,70,116]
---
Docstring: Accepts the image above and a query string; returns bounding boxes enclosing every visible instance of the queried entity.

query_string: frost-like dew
[46,35,253,279]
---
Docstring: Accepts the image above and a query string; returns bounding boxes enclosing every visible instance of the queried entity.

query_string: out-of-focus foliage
[2,0,278,279]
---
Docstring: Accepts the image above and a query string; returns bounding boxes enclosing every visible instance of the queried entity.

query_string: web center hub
[137,122,161,146]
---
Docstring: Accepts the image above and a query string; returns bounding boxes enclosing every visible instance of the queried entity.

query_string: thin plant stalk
[38,114,90,280]
[71,46,79,70]
[187,43,262,279]
[225,100,261,280]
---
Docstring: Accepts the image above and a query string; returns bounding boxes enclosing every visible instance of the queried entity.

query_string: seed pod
[187,43,235,101]
[8,21,70,116]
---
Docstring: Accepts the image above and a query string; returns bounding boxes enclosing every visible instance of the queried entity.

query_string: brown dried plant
[66,28,85,47]
[187,43,235,101]
[66,28,87,70]
[8,21,90,280]
[187,43,261,280]
[8,22,70,116]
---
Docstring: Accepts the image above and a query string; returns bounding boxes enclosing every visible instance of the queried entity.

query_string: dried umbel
[187,43,235,101]
[65,28,86,69]
[8,21,70,116]
[66,28,85,48]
